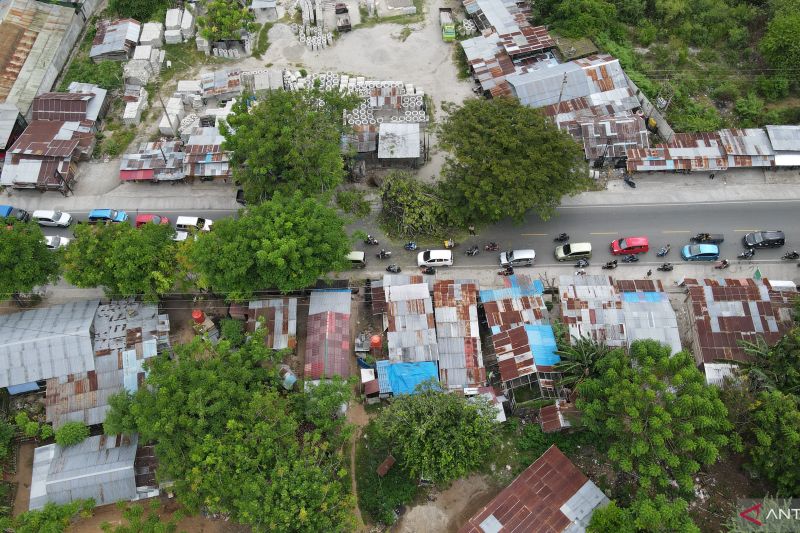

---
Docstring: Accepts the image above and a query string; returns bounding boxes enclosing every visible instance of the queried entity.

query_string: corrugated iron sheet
[433,280,485,389]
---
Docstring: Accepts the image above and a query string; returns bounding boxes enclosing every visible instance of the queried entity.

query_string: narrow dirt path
[346,401,370,530]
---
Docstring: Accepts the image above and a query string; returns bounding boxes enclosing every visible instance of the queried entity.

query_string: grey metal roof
[621,293,681,355]
[382,280,439,363]
[765,125,800,152]
[0,300,99,388]
[29,434,138,510]
[66,83,107,122]
[378,122,420,159]
[561,480,611,532]
[0,103,21,149]
[309,290,351,315]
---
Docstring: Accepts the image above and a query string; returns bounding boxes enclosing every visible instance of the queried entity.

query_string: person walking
[468,224,476,236]
[646,269,652,277]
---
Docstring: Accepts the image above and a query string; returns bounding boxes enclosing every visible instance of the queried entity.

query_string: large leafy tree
[184,192,350,299]
[577,340,732,496]
[376,382,498,483]
[104,335,355,532]
[0,219,61,298]
[588,495,700,533]
[746,390,800,495]
[63,222,177,302]
[437,98,590,223]
[739,329,800,394]
[554,337,610,389]
[760,13,800,73]
[379,171,454,238]
[198,0,256,41]
[222,89,359,203]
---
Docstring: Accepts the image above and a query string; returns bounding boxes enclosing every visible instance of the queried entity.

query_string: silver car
[32,210,73,227]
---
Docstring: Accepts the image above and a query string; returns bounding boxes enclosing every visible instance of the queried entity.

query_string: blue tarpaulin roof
[621,292,665,303]
[377,360,439,395]
[524,325,560,367]
[479,275,543,304]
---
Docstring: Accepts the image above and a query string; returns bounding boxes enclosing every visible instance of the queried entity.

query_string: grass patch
[161,42,224,84]
[336,190,371,218]
[452,43,471,80]
[252,22,274,59]
[58,17,123,92]
[355,420,419,526]
[95,121,136,158]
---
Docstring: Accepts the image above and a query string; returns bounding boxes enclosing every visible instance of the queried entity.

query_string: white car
[172,231,190,242]
[417,249,454,267]
[32,210,73,227]
[44,235,70,249]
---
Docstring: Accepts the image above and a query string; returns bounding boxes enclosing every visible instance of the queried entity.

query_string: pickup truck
[690,233,725,244]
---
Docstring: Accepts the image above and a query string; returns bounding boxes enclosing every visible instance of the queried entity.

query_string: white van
[175,216,213,232]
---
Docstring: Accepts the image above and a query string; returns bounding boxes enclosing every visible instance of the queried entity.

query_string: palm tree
[554,337,610,389]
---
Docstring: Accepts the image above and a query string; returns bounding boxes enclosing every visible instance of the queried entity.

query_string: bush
[0,419,14,460]
[711,81,740,103]
[55,421,90,447]
[734,93,765,127]
[335,190,371,218]
[109,0,171,21]
[220,318,245,347]
[59,58,123,92]
[380,171,454,238]
[755,75,790,101]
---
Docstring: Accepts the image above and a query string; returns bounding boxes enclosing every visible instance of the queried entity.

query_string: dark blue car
[0,205,31,222]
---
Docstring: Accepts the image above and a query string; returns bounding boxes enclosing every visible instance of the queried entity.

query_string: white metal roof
[766,125,800,152]
[378,122,420,159]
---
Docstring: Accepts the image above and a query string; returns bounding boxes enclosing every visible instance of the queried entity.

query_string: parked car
[44,235,70,250]
[135,214,170,228]
[87,209,128,224]
[236,188,247,206]
[554,242,592,262]
[347,251,367,268]
[32,210,73,227]
[499,249,536,267]
[681,244,720,261]
[610,236,649,255]
[417,249,454,267]
[0,205,31,222]
[742,230,785,249]
[175,216,213,232]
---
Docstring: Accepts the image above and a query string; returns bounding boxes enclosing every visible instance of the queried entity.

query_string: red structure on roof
[32,93,92,122]
[459,446,608,533]
[304,291,352,380]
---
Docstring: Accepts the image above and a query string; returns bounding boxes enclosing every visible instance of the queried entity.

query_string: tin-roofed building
[305,290,352,380]
[718,128,774,168]
[433,279,485,390]
[0,300,99,391]
[559,275,625,348]
[247,298,298,351]
[184,126,231,180]
[765,125,800,167]
[0,102,27,154]
[615,279,681,354]
[119,141,186,182]
[45,302,169,428]
[90,19,141,62]
[29,434,145,510]
[372,275,438,363]
[683,278,796,369]
[539,399,580,433]
[201,69,243,100]
[460,445,609,533]
[377,122,422,167]
[479,275,548,334]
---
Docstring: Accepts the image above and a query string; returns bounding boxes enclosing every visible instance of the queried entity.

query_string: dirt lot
[10,441,34,516]
[393,475,499,532]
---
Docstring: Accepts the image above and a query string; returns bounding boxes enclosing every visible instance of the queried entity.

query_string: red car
[134,214,170,228]
[610,236,649,255]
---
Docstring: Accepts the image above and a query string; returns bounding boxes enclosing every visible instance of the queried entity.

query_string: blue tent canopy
[377,360,439,395]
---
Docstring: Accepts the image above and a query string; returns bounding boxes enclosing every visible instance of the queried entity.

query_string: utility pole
[555,72,568,131]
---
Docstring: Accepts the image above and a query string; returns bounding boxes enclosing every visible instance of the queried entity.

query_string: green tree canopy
[222,89,359,203]
[0,219,61,298]
[437,98,590,223]
[577,340,732,497]
[376,382,498,483]
[54,421,90,447]
[184,192,350,299]
[760,13,800,72]
[740,328,800,394]
[104,335,355,532]
[746,390,800,495]
[0,499,95,533]
[197,0,256,41]
[588,495,700,533]
[63,222,178,302]
[379,171,454,238]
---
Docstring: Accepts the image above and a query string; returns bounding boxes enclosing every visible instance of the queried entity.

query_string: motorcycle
[404,242,418,251]
[781,250,799,260]
[738,248,755,260]
[622,254,639,263]
[376,249,392,260]
[485,242,500,252]
[575,259,590,268]
[714,259,730,269]
[601,260,618,270]
[656,244,671,257]
[553,233,569,243]
[498,267,515,276]
[465,246,480,257]
[444,239,457,249]
[624,175,637,188]
[657,262,674,272]
[420,266,435,275]
[386,264,401,273]
[364,234,379,246]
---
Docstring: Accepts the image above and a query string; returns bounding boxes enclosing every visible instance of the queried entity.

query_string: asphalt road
[41,200,800,268]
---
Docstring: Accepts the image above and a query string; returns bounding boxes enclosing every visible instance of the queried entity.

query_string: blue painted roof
[621,291,666,303]
[524,324,560,367]
[479,275,543,303]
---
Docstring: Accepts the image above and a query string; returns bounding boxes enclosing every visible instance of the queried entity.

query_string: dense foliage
[101,501,183,533]
[746,390,800,495]
[63,222,178,302]
[740,328,800,394]
[197,0,256,42]
[59,59,123,93]
[108,0,171,22]
[54,421,90,447]
[554,338,610,389]
[379,171,454,237]
[184,192,350,299]
[0,220,60,298]
[376,382,498,483]
[335,189,371,219]
[0,499,95,533]
[589,496,700,533]
[577,340,732,497]
[222,89,359,203]
[438,98,590,223]
[104,335,355,532]
[15,412,54,441]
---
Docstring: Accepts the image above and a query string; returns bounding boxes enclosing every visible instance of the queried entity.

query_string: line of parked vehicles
[0,205,214,248]
[349,229,797,273]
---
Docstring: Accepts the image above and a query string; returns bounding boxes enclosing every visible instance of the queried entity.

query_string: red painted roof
[459,446,589,533]
[304,311,351,380]
[120,169,154,181]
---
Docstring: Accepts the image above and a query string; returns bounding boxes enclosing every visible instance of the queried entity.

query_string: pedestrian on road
[709,173,715,180]
[468,224,476,236]
[647,269,652,277]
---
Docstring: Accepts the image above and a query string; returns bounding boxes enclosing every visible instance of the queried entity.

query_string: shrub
[755,75,790,101]
[220,318,245,347]
[734,93,765,127]
[335,190,371,218]
[55,421,90,447]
